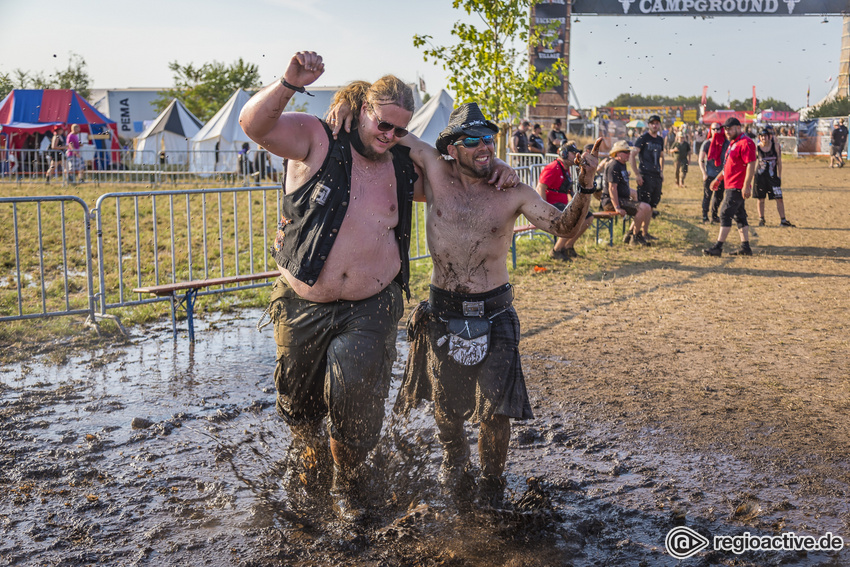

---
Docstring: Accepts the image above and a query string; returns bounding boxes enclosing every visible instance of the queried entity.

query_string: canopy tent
[190,89,276,175]
[408,90,454,147]
[135,99,203,165]
[0,89,119,151]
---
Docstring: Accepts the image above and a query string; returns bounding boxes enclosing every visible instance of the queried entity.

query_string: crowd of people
[511,112,808,260]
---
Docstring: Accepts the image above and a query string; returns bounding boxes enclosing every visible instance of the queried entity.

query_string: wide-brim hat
[436,102,499,155]
[610,140,632,155]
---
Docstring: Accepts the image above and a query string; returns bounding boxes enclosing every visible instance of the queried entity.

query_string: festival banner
[592,105,695,122]
[701,110,759,123]
[530,0,568,75]
[571,0,850,16]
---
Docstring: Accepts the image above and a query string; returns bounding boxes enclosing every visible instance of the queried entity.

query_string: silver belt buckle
[462,300,485,317]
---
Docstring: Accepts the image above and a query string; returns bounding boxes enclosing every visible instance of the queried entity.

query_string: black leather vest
[270,122,417,298]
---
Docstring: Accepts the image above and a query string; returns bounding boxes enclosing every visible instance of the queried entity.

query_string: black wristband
[280,78,314,97]
[578,183,597,194]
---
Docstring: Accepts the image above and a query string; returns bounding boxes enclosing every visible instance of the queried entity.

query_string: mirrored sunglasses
[453,135,495,148]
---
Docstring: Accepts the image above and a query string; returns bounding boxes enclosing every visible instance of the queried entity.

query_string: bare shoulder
[265,113,329,163]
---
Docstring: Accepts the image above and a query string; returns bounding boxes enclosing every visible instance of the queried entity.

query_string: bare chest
[428,183,516,240]
[346,156,398,227]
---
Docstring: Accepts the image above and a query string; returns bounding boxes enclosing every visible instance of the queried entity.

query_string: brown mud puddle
[0,310,846,566]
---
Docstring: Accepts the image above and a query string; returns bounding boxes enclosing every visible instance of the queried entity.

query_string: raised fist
[577,138,603,188]
[283,51,325,89]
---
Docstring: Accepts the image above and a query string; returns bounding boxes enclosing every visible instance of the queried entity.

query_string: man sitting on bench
[601,140,653,246]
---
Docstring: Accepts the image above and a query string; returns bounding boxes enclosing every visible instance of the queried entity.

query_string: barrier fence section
[0,195,97,323]
[0,148,278,187]
[0,184,433,326]
[93,185,285,314]
[92,187,433,315]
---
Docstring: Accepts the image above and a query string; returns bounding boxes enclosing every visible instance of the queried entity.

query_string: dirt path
[0,158,848,566]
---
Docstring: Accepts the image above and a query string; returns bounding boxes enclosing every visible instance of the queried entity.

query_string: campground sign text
[571,0,850,15]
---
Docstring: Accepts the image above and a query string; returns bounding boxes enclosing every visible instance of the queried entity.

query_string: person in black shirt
[529,123,545,155]
[755,127,794,227]
[629,114,665,225]
[547,118,567,154]
[510,120,530,153]
[602,140,653,245]
[829,118,848,168]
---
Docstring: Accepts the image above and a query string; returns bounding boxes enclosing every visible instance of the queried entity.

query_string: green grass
[0,163,705,353]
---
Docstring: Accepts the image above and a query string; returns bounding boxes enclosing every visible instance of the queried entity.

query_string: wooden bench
[592,211,631,246]
[134,271,280,342]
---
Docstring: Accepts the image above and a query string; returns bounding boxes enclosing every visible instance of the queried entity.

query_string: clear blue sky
[0,0,842,111]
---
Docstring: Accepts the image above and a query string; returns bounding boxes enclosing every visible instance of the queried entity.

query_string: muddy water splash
[0,311,846,566]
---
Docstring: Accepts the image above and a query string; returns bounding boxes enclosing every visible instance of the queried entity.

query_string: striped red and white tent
[0,89,119,150]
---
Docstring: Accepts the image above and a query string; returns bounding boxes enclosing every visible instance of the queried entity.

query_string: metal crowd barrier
[0,148,280,186]
[0,182,433,326]
[93,185,284,315]
[0,196,97,324]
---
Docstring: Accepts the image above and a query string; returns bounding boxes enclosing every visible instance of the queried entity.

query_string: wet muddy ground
[1,308,847,566]
[2,160,849,566]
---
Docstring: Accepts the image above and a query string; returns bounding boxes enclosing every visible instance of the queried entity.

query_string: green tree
[154,58,262,123]
[413,0,567,124]
[0,73,13,100]
[758,97,794,112]
[54,53,91,99]
[805,96,850,119]
[0,54,88,99]
[605,93,720,111]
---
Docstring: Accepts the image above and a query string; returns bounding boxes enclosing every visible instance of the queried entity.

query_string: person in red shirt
[535,141,593,260]
[703,117,756,257]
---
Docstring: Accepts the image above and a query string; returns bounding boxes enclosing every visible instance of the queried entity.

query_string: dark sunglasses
[452,135,495,148]
[367,105,409,138]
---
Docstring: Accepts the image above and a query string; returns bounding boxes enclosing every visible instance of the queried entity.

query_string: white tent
[408,90,454,146]
[134,99,202,165]
[190,89,274,176]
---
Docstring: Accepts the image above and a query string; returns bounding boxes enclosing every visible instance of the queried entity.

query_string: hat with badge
[436,102,499,156]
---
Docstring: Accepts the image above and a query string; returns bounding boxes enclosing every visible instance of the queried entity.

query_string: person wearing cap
[755,127,794,227]
[510,119,530,154]
[547,118,567,154]
[385,102,603,510]
[671,131,692,188]
[45,124,66,184]
[698,122,727,223]
[529,123,545,155]
[535,140,594,259]
[703,117,756,257]
[602,140,653,245]
[629,114,665,223]
[829,118,848,168]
